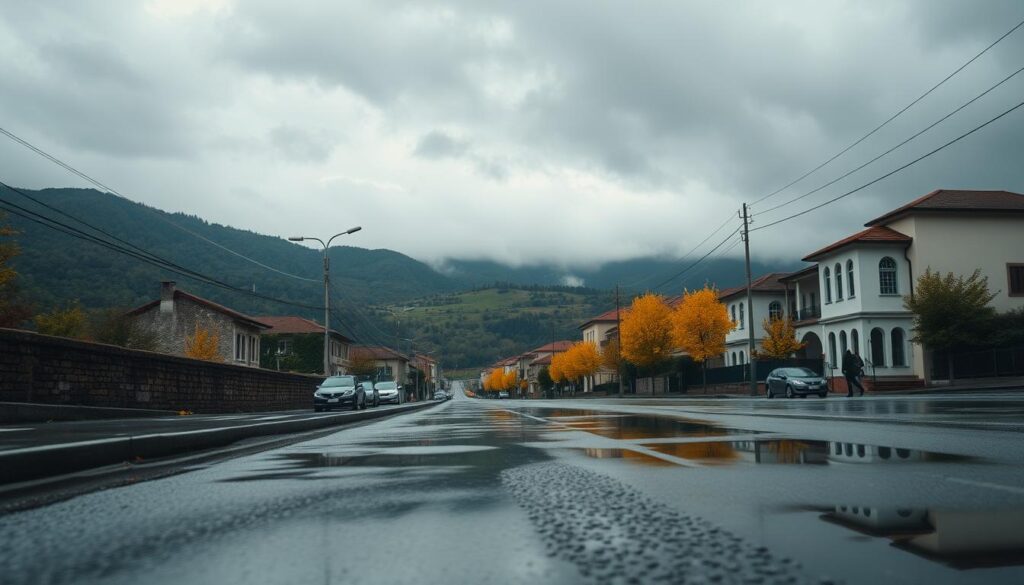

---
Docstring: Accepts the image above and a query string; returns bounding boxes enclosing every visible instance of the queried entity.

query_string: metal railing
[794,305,821,321]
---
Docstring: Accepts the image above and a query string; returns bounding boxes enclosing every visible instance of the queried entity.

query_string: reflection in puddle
[576,448,675,466]
[554,414,728,440]
[824,506,1024,569]
[644,439,977,466]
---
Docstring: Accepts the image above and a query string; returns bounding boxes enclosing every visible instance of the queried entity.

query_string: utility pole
[741,204,757,396]
[616,285,624,398]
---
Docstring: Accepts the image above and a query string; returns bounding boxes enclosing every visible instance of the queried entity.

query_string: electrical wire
[618,212,740,290]
[748,16,1024,208]
[648,226,742,293]
[0,181,324,311]
[0,126,320,284]
[754,64,1024,217]
[751,98,1024,232]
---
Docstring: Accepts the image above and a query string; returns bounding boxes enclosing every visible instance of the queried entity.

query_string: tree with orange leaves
[671,286,732,388]
[184,324,223,362]
[620,293,674,368]
[756,317,805,359]
[568,341,602,390]
[502,369,519,394]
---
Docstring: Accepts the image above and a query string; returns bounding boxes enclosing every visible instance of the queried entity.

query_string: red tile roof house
[128,281,270,367]
[519,341,574,396]
[784,189,1024,391]
[351,345,412,388]
[718,273,792,368]
[255,316,354,375]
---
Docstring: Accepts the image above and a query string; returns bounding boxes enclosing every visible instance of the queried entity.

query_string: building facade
[256,315,354,375]
[128,281,269,367]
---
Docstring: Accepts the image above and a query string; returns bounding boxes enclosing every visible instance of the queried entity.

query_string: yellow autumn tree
[34,302,87,339]
[184,324,223,362]
[601,338,621,371]
[620,293,674,368]
[502,369,519,391]
[757,317,805,359]
[549,352,566,383]
[568,341,602,385]
[671,286,732,364]
[485,368,505,393]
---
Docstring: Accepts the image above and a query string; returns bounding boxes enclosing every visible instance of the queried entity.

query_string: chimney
[160,281,176,314]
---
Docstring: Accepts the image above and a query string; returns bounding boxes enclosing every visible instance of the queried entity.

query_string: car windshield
[321,376,356,388]
[781,368,818,377]
[376,382,397,390]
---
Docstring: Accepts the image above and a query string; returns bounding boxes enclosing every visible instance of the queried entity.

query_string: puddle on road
[574,448,676,466]
[822,505,1024,570]
[643,439,978,466]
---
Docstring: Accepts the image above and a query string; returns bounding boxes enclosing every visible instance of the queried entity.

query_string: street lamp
[288,226,362,376]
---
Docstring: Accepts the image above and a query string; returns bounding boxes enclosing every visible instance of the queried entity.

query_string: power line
[619,212,740,290]
[751,98,1024,232]
[754,64,1024,217]
[748,16,1024,208]
[0,126,320,284]
[0,181,324,311]
[648,225,742,293]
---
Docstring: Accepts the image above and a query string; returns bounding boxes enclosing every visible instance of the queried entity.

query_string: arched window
[739,302,745,329]
[824,267,832,303]
[769,301,782,320]
[828,332,837,367]
[870,328,885,367]
[879,257,898,295]
[730,304,736,327]
[851,329,860,356]
[891,328,906,366]
[739,350,745,364]
[847,260,855,298]
[731,352,737,366]
[835,263,843,300]
[840,330,848,355]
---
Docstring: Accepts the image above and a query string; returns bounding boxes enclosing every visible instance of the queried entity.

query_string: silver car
[765,367,829,399]
[375,381,400,404]
[361,381,379,407]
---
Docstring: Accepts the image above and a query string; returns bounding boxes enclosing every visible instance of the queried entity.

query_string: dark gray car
[313,375,366,411]
[765,367,828,399]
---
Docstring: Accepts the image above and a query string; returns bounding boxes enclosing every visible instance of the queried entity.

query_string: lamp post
[288,226,362,376]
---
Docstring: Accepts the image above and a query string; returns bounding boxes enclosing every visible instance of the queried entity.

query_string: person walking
[842,349,865,397]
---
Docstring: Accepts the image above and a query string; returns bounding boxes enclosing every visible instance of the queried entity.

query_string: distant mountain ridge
[3,187,798,364]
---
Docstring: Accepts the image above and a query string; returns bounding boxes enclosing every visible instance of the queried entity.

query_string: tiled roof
[579,308,620,328]
[865,189,1024,226]
[351,345,409,362]
[778,264,819,283]
[717,273,790,300]
[255,315,353,342]
[531,340,575,353]
[802,226,912,262]
[128,289,270,329]
[530,354,553,366]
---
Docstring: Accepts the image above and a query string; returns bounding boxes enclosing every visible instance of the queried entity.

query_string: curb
[0,401,437,485]
[0,402,179,424]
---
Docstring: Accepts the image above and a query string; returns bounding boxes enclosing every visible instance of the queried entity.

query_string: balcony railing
[794,304,821,321]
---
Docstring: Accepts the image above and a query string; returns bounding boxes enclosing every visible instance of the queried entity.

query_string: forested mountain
[2,187,797,367]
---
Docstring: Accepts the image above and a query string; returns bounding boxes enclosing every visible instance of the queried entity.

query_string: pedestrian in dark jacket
[842,349,865,397]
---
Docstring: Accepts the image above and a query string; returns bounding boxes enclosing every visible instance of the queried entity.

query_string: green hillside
[4,187,458,329]
[375,284,614,369]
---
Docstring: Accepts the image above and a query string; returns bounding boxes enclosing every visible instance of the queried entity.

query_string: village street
[3,386,1024,585]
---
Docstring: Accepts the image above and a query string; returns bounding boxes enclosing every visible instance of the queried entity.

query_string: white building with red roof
[782,189,1024,390]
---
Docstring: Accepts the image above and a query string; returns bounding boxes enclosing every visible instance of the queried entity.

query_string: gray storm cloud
[0,0,1022,268]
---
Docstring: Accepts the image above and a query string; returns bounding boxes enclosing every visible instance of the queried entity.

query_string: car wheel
[785,385,794,399]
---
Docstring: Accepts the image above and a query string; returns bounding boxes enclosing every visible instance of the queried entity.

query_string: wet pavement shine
[3,387,1024,584]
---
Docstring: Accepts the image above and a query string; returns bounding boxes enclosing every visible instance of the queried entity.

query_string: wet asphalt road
[3,386,1024,585]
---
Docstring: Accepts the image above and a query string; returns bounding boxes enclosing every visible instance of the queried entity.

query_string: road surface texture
[2,386,1024,584]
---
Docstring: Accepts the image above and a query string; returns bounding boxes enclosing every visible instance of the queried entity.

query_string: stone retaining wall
[0,328,323,413]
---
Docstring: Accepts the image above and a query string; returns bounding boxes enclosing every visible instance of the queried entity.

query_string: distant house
[718,273,791,367]
[256,316,354,375]
[128,281,269,366]
[351,346,411,385]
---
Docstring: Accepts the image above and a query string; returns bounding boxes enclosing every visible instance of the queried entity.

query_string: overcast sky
[2,0,1022,271]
